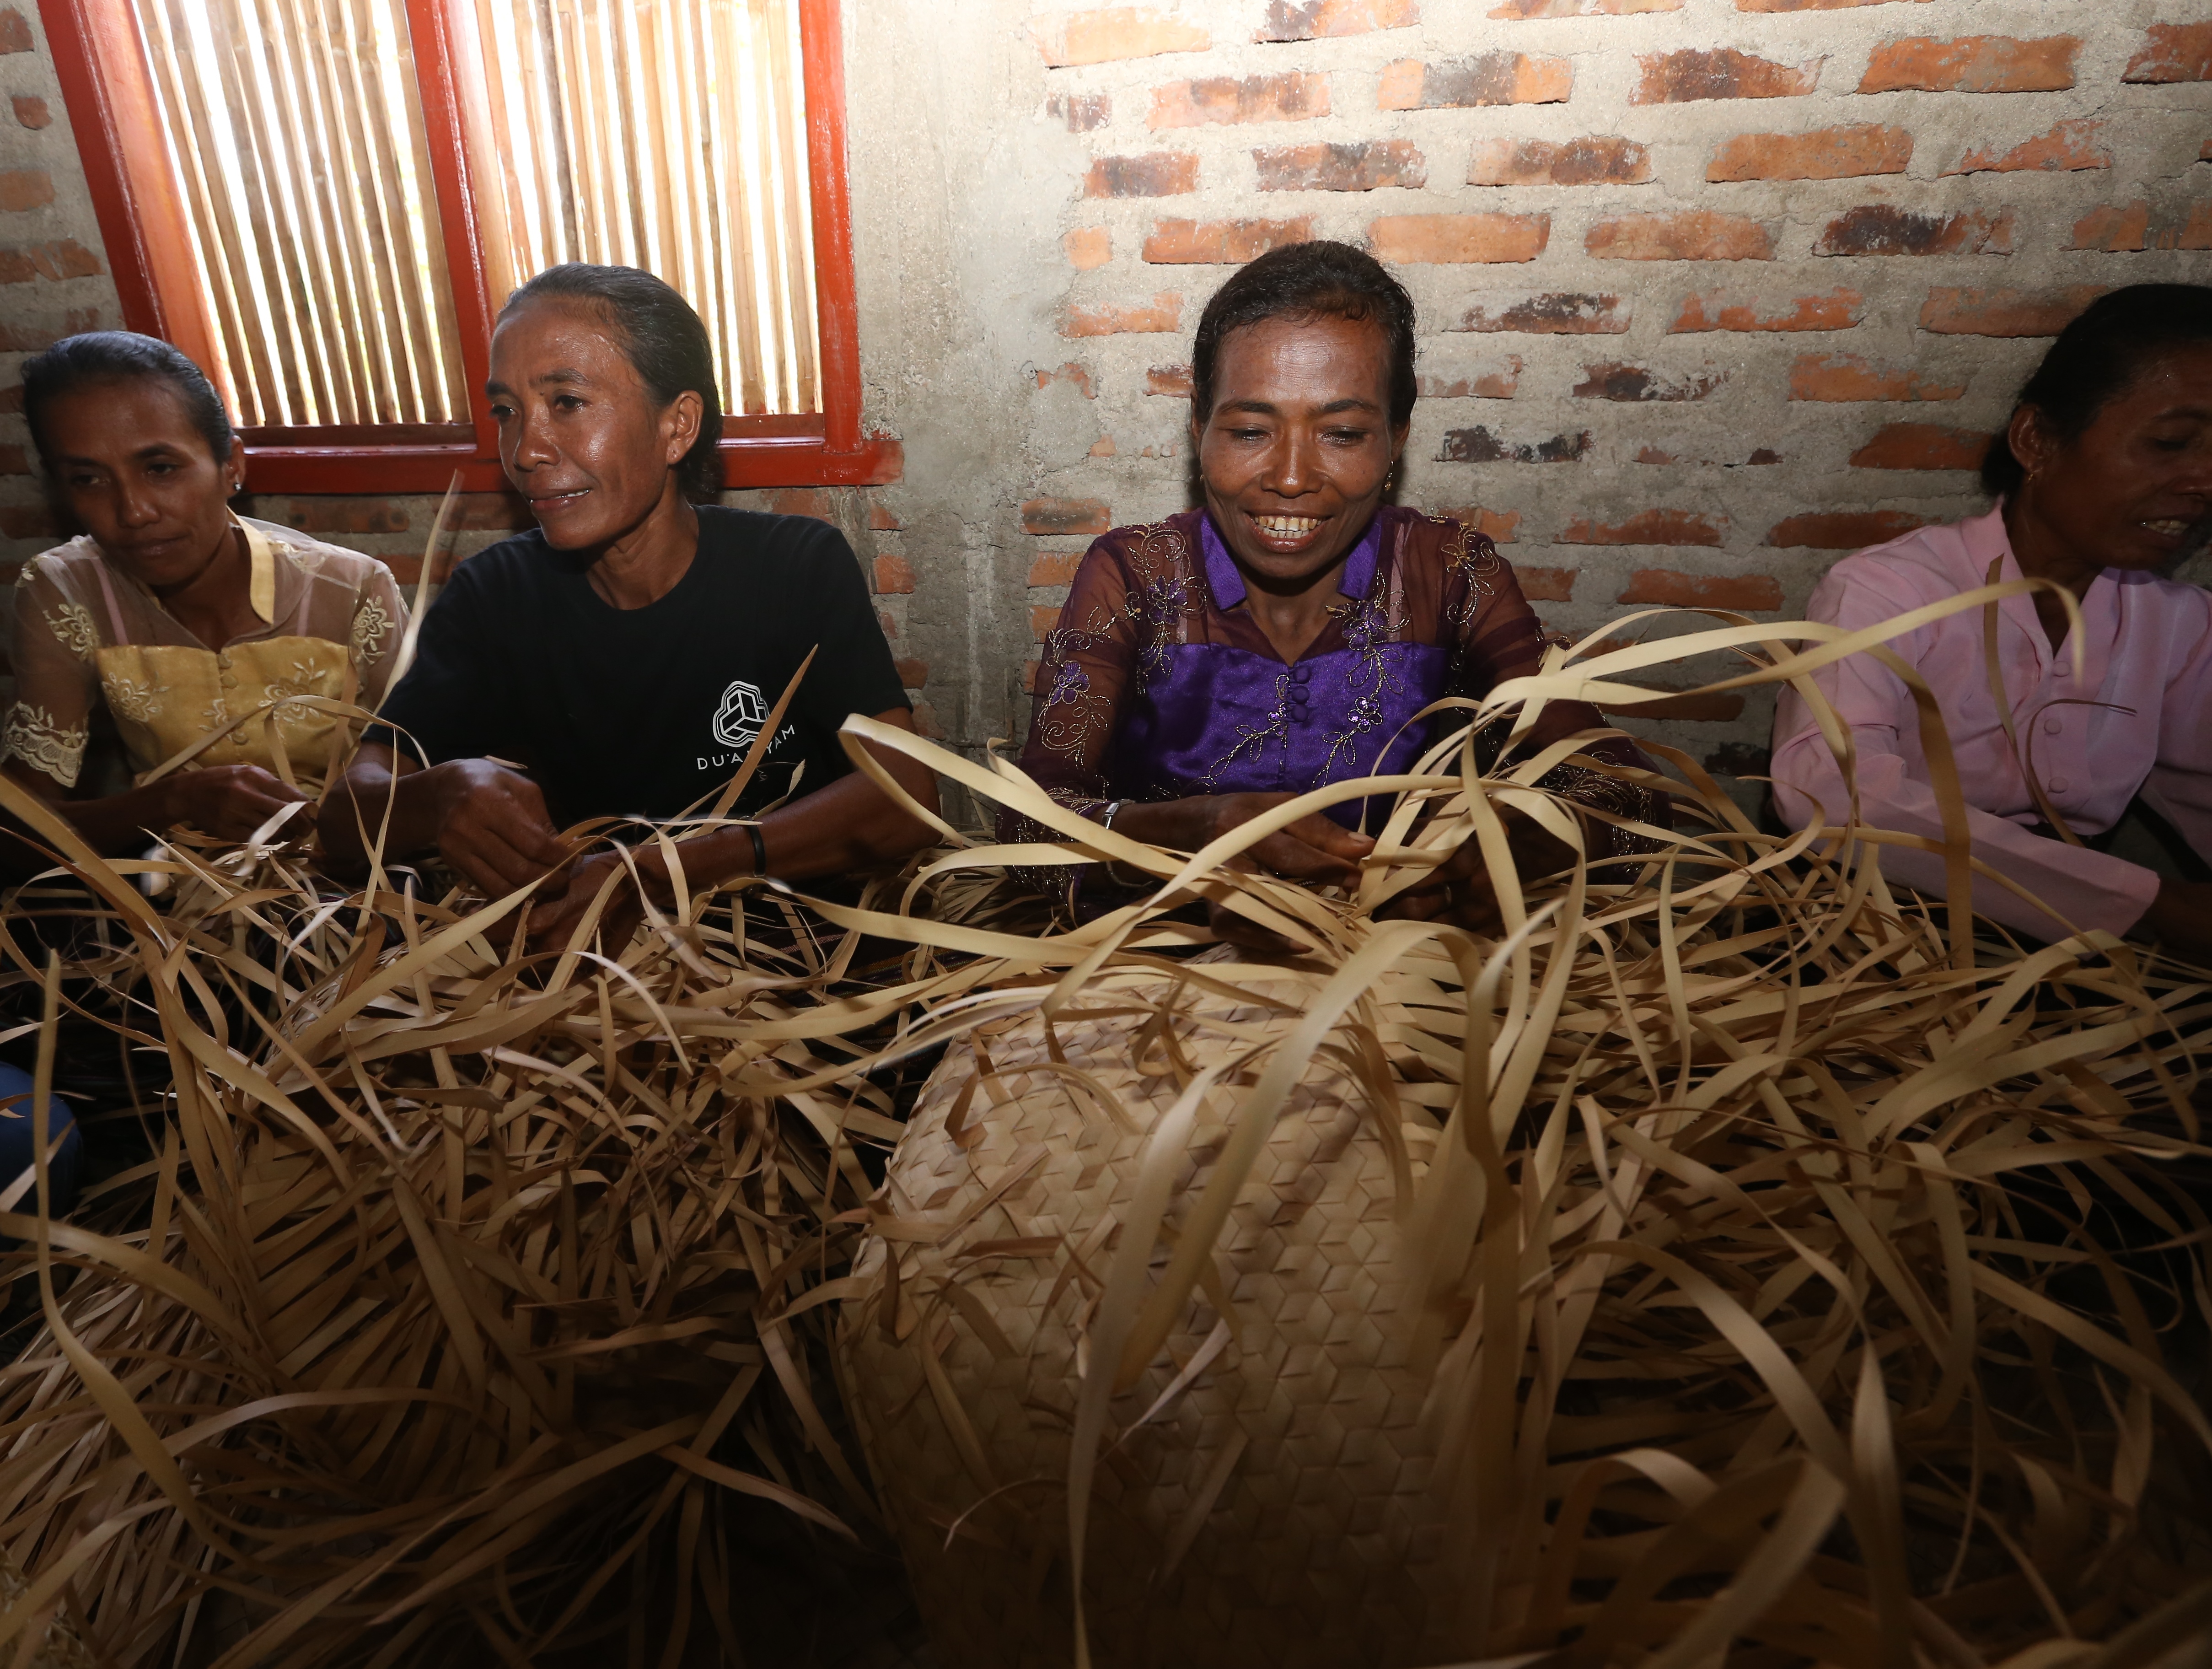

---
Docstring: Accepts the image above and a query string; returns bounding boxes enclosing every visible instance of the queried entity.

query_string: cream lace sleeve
[347,563,408,710]
[4,559,100,788]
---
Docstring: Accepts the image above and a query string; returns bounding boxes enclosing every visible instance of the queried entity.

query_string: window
[42,0,890,493]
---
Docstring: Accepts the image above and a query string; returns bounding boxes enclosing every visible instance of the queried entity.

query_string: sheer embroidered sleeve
[348,563,409,709]
[1000,537,1144,906]
[3,557,101,790]
[1444,530,1668,859]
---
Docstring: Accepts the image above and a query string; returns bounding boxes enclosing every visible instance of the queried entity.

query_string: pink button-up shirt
[1770,506,2212,941]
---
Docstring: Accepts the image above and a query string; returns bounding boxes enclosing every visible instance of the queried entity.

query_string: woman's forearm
[320,751,453,869]
[18,778,178,857]
[676,750,939,888]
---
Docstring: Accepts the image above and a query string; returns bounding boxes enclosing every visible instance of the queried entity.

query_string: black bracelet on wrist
[743,822,768,877]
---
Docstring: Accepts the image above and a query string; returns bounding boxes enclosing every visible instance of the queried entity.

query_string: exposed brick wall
[4,0,2208,799]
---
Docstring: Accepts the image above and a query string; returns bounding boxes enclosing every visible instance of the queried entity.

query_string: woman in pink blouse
[1771,284,2212,954]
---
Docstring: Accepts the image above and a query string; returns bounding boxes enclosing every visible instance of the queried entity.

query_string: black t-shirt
[372,508,909,825]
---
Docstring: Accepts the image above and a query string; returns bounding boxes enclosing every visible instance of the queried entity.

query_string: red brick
[1469,136,1649,187]
[6,240,102,282]
[2072,203,2150,253]
[0,384,22,414]
[768,488,834,521]
[1151,72,1329,129]
[0,443,27,474]
[1254,140,1425,193]
[1707,123,1910,183]
[1417,358,1521,399]
[2202,138,2212,163]
[1765,510,1929,549]
[868,505,902,531]
[1945,119,2108,176]
[1588,211,1773,261]
[874,554,917,595]
[1047,92,1112,132]
[877,609,898,640]
[1458,292,1630,334]
[1029,550,1085,587]
[1033,362,1096,398]
[1919,285,2105,337]
[1573,362,1723,402]
[278,498,408,535]
[1438,506,1524,544]
[1617,569,1779,609]
[1787,353,1963,401]
[1378,53,1572,109]
[0,9,28,51]
[1512,564,1574,600]
[1256,0,1418,41]
[1849,422,1992,470]
[1632,49,1821,104]
[894,657,929,689]
[1563,511,1726,548]
[1060,295,1182,336]
[2124,22,2212,83]
[0,170,54,213]
[1022,497,1111,536]
[1146,363,1194,396]
[1064,226,1111,270]
[1031,8,1208,66]
[2068,201,2212,253]
[1370,212,1548,264]
[11,95,47,129]
[1490,0,1677,14]
[0,314,83,351]
[1031,605,1064,643]
[1084,153,1198,198]
[0,504,54,540]
[1143,215,1313,264]
[1814,205,2013,257]
[1859,36,2078,94]
[1438,426,1590,463]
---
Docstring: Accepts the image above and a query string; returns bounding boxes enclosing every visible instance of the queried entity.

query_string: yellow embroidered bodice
[95,636,355,787]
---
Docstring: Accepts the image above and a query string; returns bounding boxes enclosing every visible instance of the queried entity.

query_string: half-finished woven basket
[838,962,1450,1669]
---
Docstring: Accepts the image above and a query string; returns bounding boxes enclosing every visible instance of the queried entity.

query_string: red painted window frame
[38,0,894,495]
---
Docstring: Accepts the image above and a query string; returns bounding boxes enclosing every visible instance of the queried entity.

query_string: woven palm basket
[839,960,1454,1668]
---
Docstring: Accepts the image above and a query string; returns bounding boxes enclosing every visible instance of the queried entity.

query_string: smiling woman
[1771,282,2212,956]
[322,263,937,944]
[1009,241,1665,929]
[2,333,408,857]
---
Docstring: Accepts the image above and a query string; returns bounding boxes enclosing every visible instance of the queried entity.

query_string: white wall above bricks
[3,0,2209,789]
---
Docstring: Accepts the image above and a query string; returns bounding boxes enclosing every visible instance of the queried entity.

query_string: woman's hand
[430,761,574,899]
[161,765,313,843]
[1378,805,1574,935]
[525,847,669,950]
[1111,792,1374,888]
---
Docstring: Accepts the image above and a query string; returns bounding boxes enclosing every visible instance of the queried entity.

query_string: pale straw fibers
[0,583,2200,1668]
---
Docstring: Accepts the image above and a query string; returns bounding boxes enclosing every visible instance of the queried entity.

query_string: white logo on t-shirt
[712,679,768,749]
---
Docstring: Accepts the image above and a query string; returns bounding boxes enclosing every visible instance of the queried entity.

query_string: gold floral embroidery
[2,702,88,787]
[262,658,328,705]
[13,558,43,590]
[103,674,161,725]
[45,602,98,662]
[350,592,393,664]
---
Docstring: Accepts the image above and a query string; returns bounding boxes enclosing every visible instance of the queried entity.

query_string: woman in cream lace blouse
[5,333,407,853]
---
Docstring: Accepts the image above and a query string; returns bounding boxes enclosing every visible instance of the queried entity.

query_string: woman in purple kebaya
[1008,241,1663,929]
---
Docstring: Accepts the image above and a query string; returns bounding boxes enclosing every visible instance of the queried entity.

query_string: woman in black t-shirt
[324,264,937,942]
